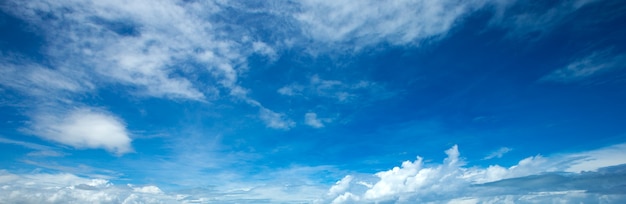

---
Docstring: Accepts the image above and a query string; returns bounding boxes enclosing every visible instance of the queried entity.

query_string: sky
[1,0,626,203]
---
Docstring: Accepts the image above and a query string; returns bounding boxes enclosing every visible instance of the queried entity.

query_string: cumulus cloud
[29,108,132,155]
[542,50,626,83]
[324,144,626,203]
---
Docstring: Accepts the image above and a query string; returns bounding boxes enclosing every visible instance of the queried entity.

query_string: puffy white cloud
[325,144,626,203]
[29,108,132,155]
[327,175,353,198]
[542,50,626,83]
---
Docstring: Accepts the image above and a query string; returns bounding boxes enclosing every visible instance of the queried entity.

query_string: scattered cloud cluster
[3,144,625,203]
[0,169,327,204]
[323,144,626,203]
[278,75,382,102]
[0,170,172,204]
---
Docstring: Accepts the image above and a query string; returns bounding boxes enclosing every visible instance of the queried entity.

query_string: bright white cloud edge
[2,143,626,203]
[28,108,133,155]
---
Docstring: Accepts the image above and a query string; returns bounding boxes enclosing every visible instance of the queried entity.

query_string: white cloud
[484,147,512,160]
[0,58,93,100]
[0,169,330,204]
[252,41,278,61]
[542,50,626,83]
[296,0,490,49]
[305,112,332,128]
[259,108,295,130]
[493,0,602,40]
[564,143,626,172]
[131,185,163,194]
[0,0,288,102]
[0,137,52,151]
[29,108,132,155]
[324,144,626,203]
[0,137,67,157]
[0,171,174,204]
[328,175,353,198]
[277,84,304,96]
[279,75,384,103]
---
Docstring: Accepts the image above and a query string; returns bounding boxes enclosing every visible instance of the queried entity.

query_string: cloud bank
[324,144,626,203]
[2,144,626,203]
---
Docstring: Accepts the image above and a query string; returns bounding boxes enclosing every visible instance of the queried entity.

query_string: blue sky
[1,0,626,203]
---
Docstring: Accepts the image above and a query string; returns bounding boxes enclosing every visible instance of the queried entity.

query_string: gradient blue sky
[1,0,626,203]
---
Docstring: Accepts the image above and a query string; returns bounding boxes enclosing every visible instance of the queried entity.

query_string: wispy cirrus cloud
[278,75,385,103]
[0,0,294,131]
[542,50,626,83]
[296,0,491,50]
[259,107,295,130]
[484,147,512,160]
[0,137,66,157]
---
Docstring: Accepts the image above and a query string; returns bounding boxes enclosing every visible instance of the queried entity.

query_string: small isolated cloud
[304,112,332,128]
[259,108,295,130]
[277,84,304,96]
[484,147,512,160]
[542,50,626,83]
[29,108,132,155]
[324,144,626,203]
